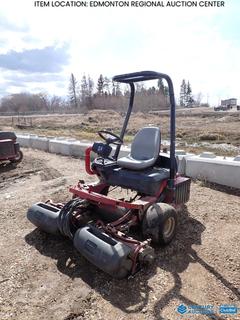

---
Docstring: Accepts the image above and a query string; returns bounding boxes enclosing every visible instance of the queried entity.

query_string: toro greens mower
[0,131,23,164]
[27,71,191,279]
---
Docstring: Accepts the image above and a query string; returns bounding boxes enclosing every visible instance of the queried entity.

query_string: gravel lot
[0,148,239,320]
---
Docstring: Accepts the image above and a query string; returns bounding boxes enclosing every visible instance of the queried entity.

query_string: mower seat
[117,127,161,170]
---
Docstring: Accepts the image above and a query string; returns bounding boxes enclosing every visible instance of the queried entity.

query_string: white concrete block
[49,138,60,154]
[49,139,72,155]
[186,155,240,189]
[29,134,39,148]
[31,136,49,151]
[175,150,187,156]
[176,153,195,175]
[199,152,216,159]
[111,145,130,159]
[16,134,30,147]
[70,141,91,158]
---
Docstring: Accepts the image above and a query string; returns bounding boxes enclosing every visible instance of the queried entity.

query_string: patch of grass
[199,133,224,141]
[183,145,237,157]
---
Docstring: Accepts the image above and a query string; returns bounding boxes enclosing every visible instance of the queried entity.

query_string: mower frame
[27,71,191,279]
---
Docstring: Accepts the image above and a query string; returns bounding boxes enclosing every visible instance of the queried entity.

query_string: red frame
[71,148,188,209]
[69,176,186,210]
[84,147,95,175]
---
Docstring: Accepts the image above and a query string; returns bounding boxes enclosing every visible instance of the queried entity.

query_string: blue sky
[0,0,239,105]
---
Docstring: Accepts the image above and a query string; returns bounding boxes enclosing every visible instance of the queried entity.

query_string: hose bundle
[57,198,85,239]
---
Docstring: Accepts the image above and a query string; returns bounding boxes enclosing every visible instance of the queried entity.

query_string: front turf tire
[142,203,177,246]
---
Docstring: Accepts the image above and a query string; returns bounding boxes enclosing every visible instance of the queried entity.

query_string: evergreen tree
[163,86,169,97]
[80,75,88,104]
[186,81,194,107]
[158,78,169,97]
[68,73,78,108]
[180,79,187,107]
[81,75,94,108]
[97,74,105,95]
[111,80,116,96]
[115,83,122,96]
[147,86,156,95]
[87,76,94,97]
[157,78,165,95]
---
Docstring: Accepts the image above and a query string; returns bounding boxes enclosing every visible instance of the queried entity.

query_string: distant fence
[0,108,86,117]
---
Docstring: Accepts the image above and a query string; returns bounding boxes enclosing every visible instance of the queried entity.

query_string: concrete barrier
[49,138,73,155]
[70,141,91,158]
[31,136,49,151]
[29,134,39,148]
[175,150,195,175]
[16,133,240,189]
[186,154,240,189]
[111,145,130,158]
[16,133,30,147]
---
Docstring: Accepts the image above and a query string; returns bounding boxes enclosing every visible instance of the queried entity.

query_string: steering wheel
[98,130,123,146]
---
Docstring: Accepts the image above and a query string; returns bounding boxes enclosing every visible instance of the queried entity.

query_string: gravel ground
[0,148,239,320]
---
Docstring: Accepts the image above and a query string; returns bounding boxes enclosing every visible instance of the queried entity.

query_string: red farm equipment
[0,131,23,164]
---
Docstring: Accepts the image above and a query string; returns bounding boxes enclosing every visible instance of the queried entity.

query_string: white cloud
[0,1,239,105]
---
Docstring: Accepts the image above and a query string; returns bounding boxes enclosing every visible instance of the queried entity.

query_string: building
[221,98,237,108]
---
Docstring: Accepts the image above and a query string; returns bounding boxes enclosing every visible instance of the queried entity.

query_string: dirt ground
[0,148,240,320]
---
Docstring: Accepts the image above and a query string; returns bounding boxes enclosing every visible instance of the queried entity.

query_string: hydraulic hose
[57,198,85,239]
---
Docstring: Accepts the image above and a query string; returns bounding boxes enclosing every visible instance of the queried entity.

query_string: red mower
[27,71,191,279]
[0,131,23,164]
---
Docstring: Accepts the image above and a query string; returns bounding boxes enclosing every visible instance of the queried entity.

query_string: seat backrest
[130,127,161,160]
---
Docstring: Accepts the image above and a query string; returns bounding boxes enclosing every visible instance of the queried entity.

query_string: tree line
[68,73,170,112]
[0,73,203,114]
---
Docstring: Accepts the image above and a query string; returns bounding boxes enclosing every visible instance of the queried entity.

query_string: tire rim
[163,217,175,238]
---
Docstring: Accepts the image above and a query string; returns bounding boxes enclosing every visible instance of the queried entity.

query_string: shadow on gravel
[25,205,239,318]
[0,162,17,174]
[25,228,152,313]
[153,206,240,320]
[199,180,240,197]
